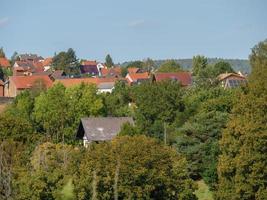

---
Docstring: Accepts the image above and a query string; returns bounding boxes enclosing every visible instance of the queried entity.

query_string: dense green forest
[0,40,266,200]
[122,58,250,73]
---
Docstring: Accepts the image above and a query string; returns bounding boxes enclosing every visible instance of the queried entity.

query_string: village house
[13,61,34,76]
[127,67,142,74]
[54,77,122,93]
[100,66,122,78]
[96,63,106,72]
[80,60,100,76]
[49,70,66,80]
[125,72,150,85]
[19,53,43,62]
[76,117,134,147]
[42,57,53,71]
[153,72,192,86]
[4,75,53,97]
[218,72,247,89]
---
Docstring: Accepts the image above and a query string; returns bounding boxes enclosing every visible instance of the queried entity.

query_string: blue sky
[0,0,266,63]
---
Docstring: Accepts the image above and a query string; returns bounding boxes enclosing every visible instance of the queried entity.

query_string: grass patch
[194,180,214,200]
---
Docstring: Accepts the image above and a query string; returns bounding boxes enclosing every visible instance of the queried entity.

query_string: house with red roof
[100,67,122,78]
[55,77,123,93]
[5,75,53,97]
[13,60,46,76]
[127,67,141,74]
[42,57,53,71]
[153,72,192,86]
[0,58,10,68]
[125,72,150,85]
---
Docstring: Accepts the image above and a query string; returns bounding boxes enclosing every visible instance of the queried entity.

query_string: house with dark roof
[80,60,100,76]
[153,72,192,86]
[76,117,134,147]
[19,54,43,62]
[5,75,53,97]
[218,73,247,89]
[49,70,66,80]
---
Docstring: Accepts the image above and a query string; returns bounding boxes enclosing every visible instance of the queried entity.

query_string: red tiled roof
[56,78,98,87]
[33,61,44,73]
[101,67,121,77]
[127,67,140,74]
[9,75,53,89]
[0,58,10,67]
[82,60,97,66]
[154,72,192,86]
[55,77,123,87]
[43,57,53,66]
[126,72,150,83]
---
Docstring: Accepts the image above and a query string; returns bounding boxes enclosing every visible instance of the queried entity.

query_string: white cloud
[128,19,145,28]
[0,17,9,27]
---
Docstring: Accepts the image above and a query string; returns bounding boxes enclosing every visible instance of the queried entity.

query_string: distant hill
[121,58,251,73]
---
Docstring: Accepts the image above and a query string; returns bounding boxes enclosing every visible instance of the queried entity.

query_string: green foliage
[132,80,184,139]
[10,51,19,66]
[192,55,208,76]
[194,180,214,200]
[14,142,82,200]
[120,67,128,77]
[77,135,197,200]
[0,114,34,143]
[144,57,155,72]
[34,83,68,142]
[216,40,267,200]
[102,81,132,117]
[213,61,235,76]
[118,122,139,136]
[157,59,182,72]
[65,83,104,139]
[0,140,25,200]
[122,58,250,73]
[175,87,236,189]
[105,54,114,68]
[60,179,75,200]
[0,47,5,58]
[52,48,79,75]
[126,60,144,69]
[2,67,13,78]
[33,83,103,143]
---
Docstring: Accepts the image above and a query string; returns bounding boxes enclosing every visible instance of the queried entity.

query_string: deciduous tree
[77,135,197,200]
[157,60,182,72]
[216,40,267,200]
